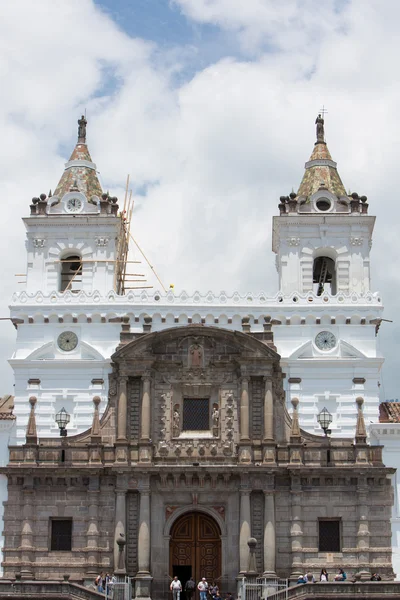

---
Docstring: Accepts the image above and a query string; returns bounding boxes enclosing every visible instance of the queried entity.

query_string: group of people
[94,572,116,593]
[297,568,345,583]
[297,568,382,584]
[170,576,234,600]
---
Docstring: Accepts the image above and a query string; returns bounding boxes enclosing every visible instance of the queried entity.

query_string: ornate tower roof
[53,116,103,202]
[297,114,347,199]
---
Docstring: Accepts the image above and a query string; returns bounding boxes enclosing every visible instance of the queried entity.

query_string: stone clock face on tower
[57,331,78,351]
[65,197,83,213]
[315,331,337,351]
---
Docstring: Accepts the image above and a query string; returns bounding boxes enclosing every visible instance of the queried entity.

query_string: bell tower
[25,116,120,297]
[271,115,383,438]
[272,114,374,297]
[10,117,123,441]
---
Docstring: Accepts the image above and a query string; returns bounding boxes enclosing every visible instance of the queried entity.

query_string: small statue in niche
[212,406,219,437]
[173,406,180,437]
[212,407,219,427]
[189,343,203,368]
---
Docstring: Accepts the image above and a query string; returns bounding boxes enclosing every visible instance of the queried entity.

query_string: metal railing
[105,577,133,600]
[239,577,289,600]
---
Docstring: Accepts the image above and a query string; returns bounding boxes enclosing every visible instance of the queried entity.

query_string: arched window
[313,256,336,296]
[60,255,82,293]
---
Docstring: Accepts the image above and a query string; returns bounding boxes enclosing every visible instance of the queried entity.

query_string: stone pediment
[26,340,105,361]
[289,339,366,360]
[112,325,280,364]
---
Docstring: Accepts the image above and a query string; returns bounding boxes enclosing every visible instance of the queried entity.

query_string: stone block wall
[3,475,115,581]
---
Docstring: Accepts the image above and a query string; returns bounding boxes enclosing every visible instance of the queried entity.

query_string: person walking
[170,575,182,600]
[198,577,208,600]
[185,577,196,600]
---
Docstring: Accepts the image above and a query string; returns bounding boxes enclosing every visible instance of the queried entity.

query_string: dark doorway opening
[313,256,336,296]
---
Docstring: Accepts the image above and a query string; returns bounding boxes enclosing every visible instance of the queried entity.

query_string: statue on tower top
[315,113,325,143]
[78,115,87,143]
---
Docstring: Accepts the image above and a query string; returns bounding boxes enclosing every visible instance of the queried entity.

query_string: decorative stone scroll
[95,237,110,247]
[33,238,46,248]
[350,237,364,246]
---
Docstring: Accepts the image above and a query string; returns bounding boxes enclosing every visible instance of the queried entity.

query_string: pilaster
[263,475,277,578]
[239,480,251,574]
[86,477,100,575]
[20,482,35,580]
[114,478,127,571]
[289,476,303,581]
[135,481,152,600]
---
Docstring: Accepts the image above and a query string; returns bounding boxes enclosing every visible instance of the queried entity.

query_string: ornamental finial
[77,114,87,143]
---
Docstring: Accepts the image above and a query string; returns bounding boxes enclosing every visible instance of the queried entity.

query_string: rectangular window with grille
[183,398,209,430]
[50,519,72,551]
[318,519,341,552]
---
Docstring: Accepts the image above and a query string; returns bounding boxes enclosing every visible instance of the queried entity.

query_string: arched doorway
[170,512,221,590]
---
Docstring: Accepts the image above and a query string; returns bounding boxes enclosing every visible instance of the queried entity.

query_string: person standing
[170,575,182,600]
[198,577,208,600]
[185,577,196,600]
[320,568,328,582]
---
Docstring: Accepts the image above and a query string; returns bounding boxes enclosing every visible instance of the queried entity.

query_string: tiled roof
[379,402,400,423]
[53,142,103,201]
[0,395,15,420]
[53,118,102,202]
[297,141,347,199]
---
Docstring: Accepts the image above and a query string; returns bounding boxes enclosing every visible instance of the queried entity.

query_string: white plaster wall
[273,215,375,296]
[24,216,119,296]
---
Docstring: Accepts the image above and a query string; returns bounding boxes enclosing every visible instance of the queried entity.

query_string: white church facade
[0,114,397,587]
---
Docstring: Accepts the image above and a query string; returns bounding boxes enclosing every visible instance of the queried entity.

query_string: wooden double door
[170,512,221,589]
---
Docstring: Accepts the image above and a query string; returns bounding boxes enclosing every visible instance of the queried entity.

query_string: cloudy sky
[0,0,399,399]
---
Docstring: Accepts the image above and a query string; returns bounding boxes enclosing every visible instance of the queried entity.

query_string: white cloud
[0,0,400,398]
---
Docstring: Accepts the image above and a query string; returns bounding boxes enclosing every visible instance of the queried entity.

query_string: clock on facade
[315,331,337,351]
[65,197,83,213]
[57,331,78,352]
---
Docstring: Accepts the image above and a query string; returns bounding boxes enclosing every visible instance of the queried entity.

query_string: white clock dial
[57,331,78,352]
[315,331,337,351]
[66,197,83,213]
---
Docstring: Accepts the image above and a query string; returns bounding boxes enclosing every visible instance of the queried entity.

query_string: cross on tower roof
[319,105,328,118]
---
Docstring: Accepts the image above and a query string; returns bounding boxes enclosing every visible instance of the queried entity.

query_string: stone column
[117,376,128,442]
[290,477,303,581]
[263,490,277,577]
[357,476,371,580]
[86,476,100,576]
[20,485,34,579]
[263,378,274,441]
[136,488,152,599]
[239,490,251,573]
[141,375,151,441]
[114,488,127,571]
[240,378,250,441]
